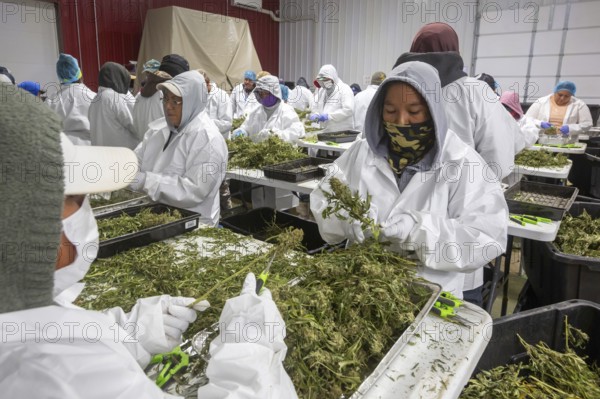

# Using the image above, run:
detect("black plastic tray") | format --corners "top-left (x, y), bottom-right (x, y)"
top-left (504, 180), bottom-right (578, 220)
top-left (220, 207), bottom-right (335, 255)
top-left (522, 202), bottom-right (600, 305)
top-left (262, 157), bottom-right (330, 182)
top-left (473, 300), bottom-right (600, 373)
top-left (97, 204), bottom-right (200, 258)
top-left (317, 130), bottom-right (360, 143)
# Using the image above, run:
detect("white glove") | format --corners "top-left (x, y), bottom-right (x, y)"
top-left (341, 206), bottom-right (378, 244)
top-left (126, 295), bottom-right (209, 354)
top-left (255, 128), bottom-right (272, 142)
top-left (381, 214), bottom-right (415, 243)
top-left (129, 171), bottom-right (146, 192)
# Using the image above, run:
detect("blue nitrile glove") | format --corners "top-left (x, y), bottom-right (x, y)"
top-left (540, 121), bottom-right (552, 129)
top-left (308, 113), bottom-right (320, 122)
top-left (318, 114), bottom-right (329, 122)
top-left (233, 129), bottom-right (247, 138)
top-left (559, 125), bottom-right (569, 135)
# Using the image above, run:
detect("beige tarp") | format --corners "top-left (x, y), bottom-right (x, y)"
top-left (136, 6), bottom-right (262, 92)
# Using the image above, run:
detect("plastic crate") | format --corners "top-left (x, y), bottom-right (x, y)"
top-left (522, 202), bottom-right (600, 305)
top-left (317, 130), bottom-right (360, 143)
top-left (97, 204), bottom-right (201, 258)
top-left (504, 180), bottom-right (578, 220)
top-left (587, 147), bottom-right (600, 198)
top-left (262, 157), bottom-right (329, 182)
top-left (473, 300), bottom-right (600, 373)
top-left (220, 207), bottom-right (335, 255)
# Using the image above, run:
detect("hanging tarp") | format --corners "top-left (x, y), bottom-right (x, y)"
top-left (136, 6), bottom-right (262, 92)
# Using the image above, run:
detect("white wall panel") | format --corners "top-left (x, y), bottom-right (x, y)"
top-left (279, 0), bottom-right (477, 88)
top-left (530, 56), bottom-right (560, 76)
top-left (532, 31), bottom-right (563, 54)
top-left (561, 54), bottom-right (600, 75)
top-left (564, 28), bottom-right (600, 53)
top-left (475, 57), bottom-right (529, 76)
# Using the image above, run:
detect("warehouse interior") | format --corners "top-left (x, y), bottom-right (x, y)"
top-left (1, 0), bottom-right (600, 398)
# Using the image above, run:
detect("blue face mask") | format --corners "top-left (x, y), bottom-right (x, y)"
top-left (259, 93), bottom-right (279, 107)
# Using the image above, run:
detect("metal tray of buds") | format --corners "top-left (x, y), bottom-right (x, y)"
top-left (504, 181), bottom-right (578, 220)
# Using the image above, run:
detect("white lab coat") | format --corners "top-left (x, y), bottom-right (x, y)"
top-left (525, 94), bottom-right (593, 134)
top-left (0, 306), bottom-right (172, 399)
top-left (288, 85), bottom-right (314, 111)
top-left (311, 65), bottom-right (355, 132)
top-left (132, 91), bottom-right (164, 141)
top-left (133, 113), bottom-right (227, 226)
top-left (231, 83), bottom-right (258, 118)
top-left (89, 87), bottom-right (139, 150)
top-left (206, 83), bottom-right (233, 139)
top-left (239, 102), bottom-right (305, 143)
top-left (514, 115), bottom-right (540, 153)
top-left (353, 85), bottom-right (378, 132)
top-left (47, 83), bottom-right (96, 145)
top-left (442, 77), bottom-right (518, 181)
top-left (311, 133), bottom-right (508, 297)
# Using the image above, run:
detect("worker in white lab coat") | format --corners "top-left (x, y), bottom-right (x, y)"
top-left (500, 91), bottom-right (539, 153)
top-left (231, 70), bottom-right (257, 118)
top-left (288, 77), bottom-right (314, 111)
top-left (234, 75), bottom-right (305, 143)
top-left (525, 81), bottom-right (593, 136)
top-left (88, 62), bottom-right (138, 150)
top-left (0, 84), bottom-right (298, 399)
top-left (198, 70), bottom-right (233, 140)
top-left (310, 62), bottom-right (508, 298)
top-left (353, 71), bottom-right (386, 132)
top-left (130, 71), bottom-right (227, 227)
top-left (132, 55), bottom-right (190, 141)
top-left (47, 53), bottom-right (96, 145)
top-left (394, 22), bottom-right (520, 304)
top-left (309, 64), bottom-right (355, 132)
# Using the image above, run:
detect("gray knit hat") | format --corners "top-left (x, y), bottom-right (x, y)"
top-left (0, 83), bottom-right (64, 313)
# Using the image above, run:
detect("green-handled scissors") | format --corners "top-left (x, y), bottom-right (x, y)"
top-left (256, 254), bottom-right (276, 294)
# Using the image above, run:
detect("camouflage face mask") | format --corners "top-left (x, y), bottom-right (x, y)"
top-left (383, 120), bottom-right (435, 175)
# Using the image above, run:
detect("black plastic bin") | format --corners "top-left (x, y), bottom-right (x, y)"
top-left (262, 157), bottom-right (329, 182)
top-left (473, 300), bottom-right (600, 373)
top-left (97, 204), bottom-right (201, 258)
top-left (522, 202), bottom-right (600, 305)
top-left (220, 208), bottom-right (334, 255)
top-left (587, 147), bottom-right (600, 199)
top-left (317, 130), bottom-right (360, 143)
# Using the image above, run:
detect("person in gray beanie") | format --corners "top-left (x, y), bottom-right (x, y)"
top-left (0, 84), bottom-right (297, 398)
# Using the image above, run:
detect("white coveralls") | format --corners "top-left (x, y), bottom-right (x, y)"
top-left (131, 71), bottom-right (227, 227)
top-left (231, 82), bottom-right (258, 119)
top-left (133, 90), bottom-right (164, 141)
top-left (89, 87), bottom-right (139, 150)
top-left (47, 82), bottom-right (96, 145)
top-left (525, 93), bottom-right (593, 135)
top-left (310, 62), bottom-right (508, 298)
top-left (311, 64), bottom-right (355, 132)
top-left (353, 84), bottom-right (378, 132)
top-left (205, 82), bottom-right (233, 140)
top-left (288, 85), bottom-right (314, 111)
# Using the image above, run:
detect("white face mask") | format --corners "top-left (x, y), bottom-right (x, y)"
top-left (53, 196), bottom-right (99, 303)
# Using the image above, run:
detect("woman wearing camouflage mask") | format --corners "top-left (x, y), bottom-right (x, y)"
top-left (311, 61), bottom-right (508, 299)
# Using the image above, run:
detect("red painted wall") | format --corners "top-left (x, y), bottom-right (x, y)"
top-left (56, 0), bottom-right (279, 90)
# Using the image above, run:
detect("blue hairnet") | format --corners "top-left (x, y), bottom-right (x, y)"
top-left (280, 84), bottom-right (289, 101)
top-left (18, 81), bottom-right (42, 96)
top-left (244, 70), bottom-right (256, 81)
top-left (56, 53), bottom-right (82, 84)
top-left (554, 81), bottom-right (576, 95)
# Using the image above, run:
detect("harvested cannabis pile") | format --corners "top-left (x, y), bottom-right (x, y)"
top-left (515, 150), bottom-right (570, 168)
top-left (226, 136), bottom-right (307, 169)
top-left (231, 116), bottom-right (245, 131)
top-left (295, 109), bottom-right (310, 121)
top-left (544, 126), bottom-right (559, 136)
top-left (555, 209), bottom-right (600, 257)
top-left (78, 226), bottom-right (426, 398)
top-left (461, 318), bottom-right (600, 399)
top-left (322, 177), bottom-right (381, 240)
top-left (97, 208), bottom-right (182, 241)
top-left (90, 189), bottom-right (146, 208)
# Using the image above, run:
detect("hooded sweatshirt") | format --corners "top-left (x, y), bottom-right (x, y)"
top-left (239, 75), bottom-right (305, 143)
top-left (89, 62), bottom-right (138, 149)
top-left (133, 71), bottom-right (227, 226)
top-left (311, 64), bottom-right (355, 132)
top-left (310, 62), bottom-right (508, 297)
